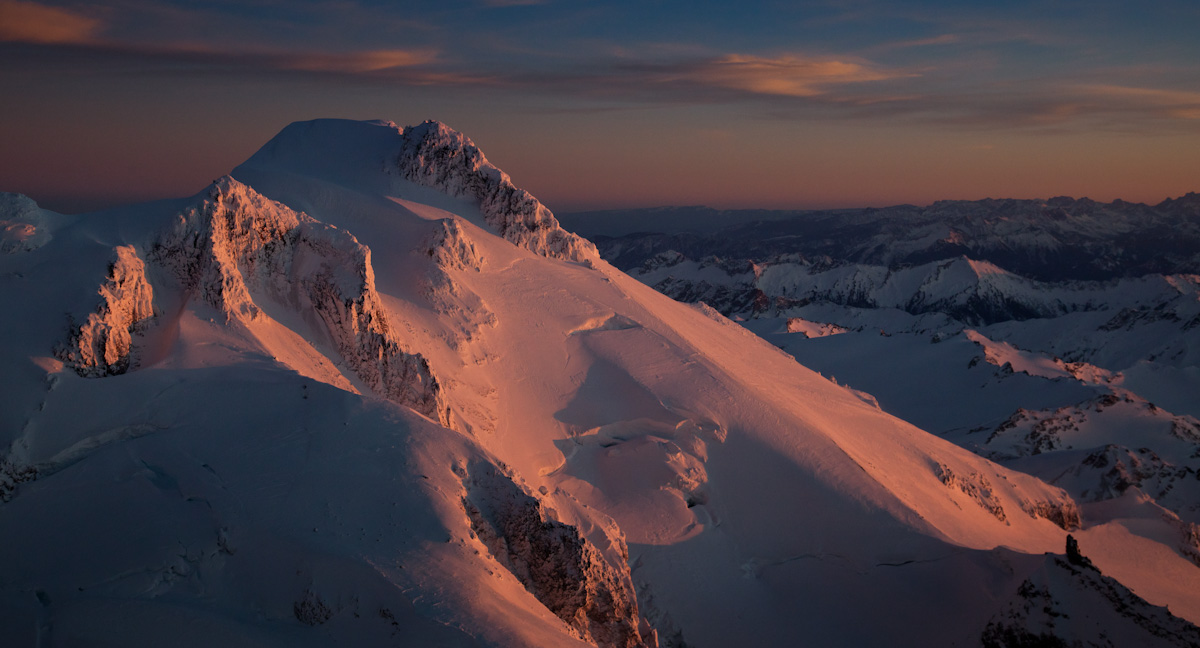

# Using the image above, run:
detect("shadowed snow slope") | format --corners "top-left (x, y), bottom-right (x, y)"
top-left (1, 119), bottom-right (1196, 647)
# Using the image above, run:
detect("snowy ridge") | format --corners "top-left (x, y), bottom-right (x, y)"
top-left (58, 245), bottom-right (155, 376)
top-left (393, 120), bottom-right (596, 263)
top-left (152, 177), bottom-right (451, 426)
top-left (983, 540), bottom-right (1200, 647)
top-left (982, 393), bottom-right (1200, 523)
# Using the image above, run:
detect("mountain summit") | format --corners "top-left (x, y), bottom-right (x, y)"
top-left (1, 120), bottom-right (1197, 647)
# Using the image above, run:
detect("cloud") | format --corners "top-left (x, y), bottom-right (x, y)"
top-left (869, 34), bottom-right (961, 53)
top-left (272, 49), bottom-right (439, 74)
top-left (8, 36), bottom-right (456, 81)
top-left (0, 0), bottom-right (101, 44)
top-left (680, 54), bottom-right (910, 98)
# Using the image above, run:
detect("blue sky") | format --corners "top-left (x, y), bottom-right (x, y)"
top-left (2, 0), bottom-right (1198, 212)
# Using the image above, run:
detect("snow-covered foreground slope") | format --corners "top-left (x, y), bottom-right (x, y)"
top-left (569, 199), bottom-right (1200, 639)
top-left (2, 119), bottom-right (1198, 646)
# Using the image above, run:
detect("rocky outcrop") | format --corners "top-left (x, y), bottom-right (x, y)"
top-left (58, 245), bottom-right (155, 376)
top-left (1, 193), bottom-right (52, 253)
top-left (462, 463), bottom-right (649, 648)
top-left (934, 463), bottom-right (1010, 522)
top-left (934, 462), bottom-right (1080, 530)
top-left (0, 455), bottom-right (37, 502)
top-left (423, 218), bottom-right (484, 272)
top-left (152, 178), bottom-right (451, 426)
top-left (1019, 499), bottom-right (1081, 532)
top-left (394, 121), bottom-right (596, 263)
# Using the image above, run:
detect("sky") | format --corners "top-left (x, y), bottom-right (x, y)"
top-left (1, 0), bottom-right (1199, 214)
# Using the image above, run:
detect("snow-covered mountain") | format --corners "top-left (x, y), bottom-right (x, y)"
top-left (2, 119), bottom-right (1198, 647)
top-left (561, 196), bottom-right (1200, 637)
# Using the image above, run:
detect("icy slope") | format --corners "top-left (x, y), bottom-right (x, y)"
top-left (1, 119), bottom-right (1197, 646)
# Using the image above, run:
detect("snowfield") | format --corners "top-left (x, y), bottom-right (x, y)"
top-left (2, 119), bottom-right (1198, 647)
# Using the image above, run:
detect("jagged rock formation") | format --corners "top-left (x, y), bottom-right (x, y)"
top-left (394, 120), bottom-right (596, 263)
top-left (462, 462), bottom-right (649, 648)
top-left (58, 245), bottom-right (155, 376)
top-left (424, 218), bottom-right (485, 272)
top-left (151, 177), bottom-right (451, 426)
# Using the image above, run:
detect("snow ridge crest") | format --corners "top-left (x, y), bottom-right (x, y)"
top-left (394, 120), bottom-right (596, 263)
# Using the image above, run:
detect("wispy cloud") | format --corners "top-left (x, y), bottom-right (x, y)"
top-left (27, 39), bottom-right (453, 79)
top-left (676, 54), bottom-right (911, 98)
top-left (869, 34), bottom-right (960, 53)
top-left (270, 49), bottom-right (438, 74)
top-left (7, 0), bottom-right (1199, 135)
top-left (0, 0), bottom-right (101, 44)
top-left (0, 1), bottom-right (456, 80)
top-left (0, 1), bottom-right (452, 78)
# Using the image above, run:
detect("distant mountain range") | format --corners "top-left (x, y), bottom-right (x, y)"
top-left (561, 195), bottom-right (1200, 282)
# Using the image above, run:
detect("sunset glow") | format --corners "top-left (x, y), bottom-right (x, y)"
top-left (1, 0), bottom-right (1198, 213)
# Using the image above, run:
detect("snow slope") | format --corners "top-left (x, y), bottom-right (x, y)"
top-left (1, 119), bottom-right (1197, 647)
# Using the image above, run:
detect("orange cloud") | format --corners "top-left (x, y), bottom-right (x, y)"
top-left (276, 49), bottom-right (439, 74)
top-left (0, 0), bottom-right (100, 44)
top-left (685, 54), bottom-right (910, 98)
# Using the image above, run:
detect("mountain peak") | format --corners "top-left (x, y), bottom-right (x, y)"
top-left (237, 118), bottom-right (596, 262)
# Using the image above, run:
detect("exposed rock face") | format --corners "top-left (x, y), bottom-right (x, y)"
top-left (423, 218), bottom-right (484, 272)
top-left (394, 121), bottom-right (596, 263)
top-left (1019, 500), bottom-right (1082, 532)
top-left (936, 462), bottom-right (1009, 522)
top-left (59, 245), bottom-right (155, 376)
top-left (151, 178), bottom-right (451, 426)
top-left (462, 463), bottom-right (649, 648)
top-left (934, 462), bottom-right (1081, 530)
